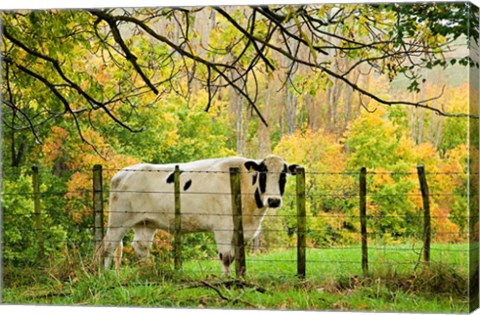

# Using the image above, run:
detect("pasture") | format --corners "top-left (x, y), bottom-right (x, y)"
top-left (2, 243), bottom-right (469, 312)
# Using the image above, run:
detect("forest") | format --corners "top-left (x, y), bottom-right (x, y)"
top-left (1, 3), bottom-right (478, 312)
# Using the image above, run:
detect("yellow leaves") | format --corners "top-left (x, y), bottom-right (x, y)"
top-left (93, 65), bottom-right (111, 86)
top-left (275, 129), bottom-right (346, 175)
top-left (372, 168), bottom-right (394, 186)
top-left (164, 129), bottom-right (180, 148)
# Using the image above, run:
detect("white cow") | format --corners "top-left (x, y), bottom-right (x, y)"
top-left (101, 155), bottom-right (298, 273)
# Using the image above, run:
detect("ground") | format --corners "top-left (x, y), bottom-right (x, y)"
top-left (2, 244), bottom-right (470, 312)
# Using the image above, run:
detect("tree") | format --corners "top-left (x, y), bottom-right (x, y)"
top-left (2, 3), bottom-right (478, 151)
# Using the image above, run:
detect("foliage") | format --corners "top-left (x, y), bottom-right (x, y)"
top-left (345, 106), bottom-right (469, 243)
top-left (2, 172), bottom-right (68, 265)
top-left (274, 129), bottom-right (357, 246)
top-left (2, 3), bottom-right (477, 147)
top-left (103, 92), bottom-right (234, 164)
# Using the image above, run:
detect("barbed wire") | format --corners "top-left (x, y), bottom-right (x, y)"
top-left (1, 223), bottom-right (472, 237)
top-left (0, 188), bottom-right (470, 198)
top-left (2, 209), bottom-right (476, 221)
top-left (3, 165), bottom-right (475, 176)
top-left (139, 257), bottom-right (468, 267)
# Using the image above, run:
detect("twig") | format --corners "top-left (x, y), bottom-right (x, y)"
top-left (188, 279), bottom-right (265, 308)
top-left (200, 280), bottom-right (231, 302)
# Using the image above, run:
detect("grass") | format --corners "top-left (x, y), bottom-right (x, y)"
top-left (1, 243), bottom-right (471, 312)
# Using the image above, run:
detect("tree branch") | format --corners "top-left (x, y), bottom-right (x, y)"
top-left (3, 25), bottom-right (146, 132)
top-left (95, 10), bottom-right (269, 126)
top-left (89, 9), bottom-right (159, 95)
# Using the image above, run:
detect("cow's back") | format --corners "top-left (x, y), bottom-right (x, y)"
top-left (108, 157), bottom-right (252, 233)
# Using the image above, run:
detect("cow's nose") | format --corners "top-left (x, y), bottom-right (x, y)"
top-left (267, 198), bottom-right (281, 208)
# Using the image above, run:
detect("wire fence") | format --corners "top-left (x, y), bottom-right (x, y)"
top-left (1, 163), bottom-right (476, 281)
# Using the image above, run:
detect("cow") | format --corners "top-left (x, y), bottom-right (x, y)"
top-left (100, 155), bottom-right (298, 274)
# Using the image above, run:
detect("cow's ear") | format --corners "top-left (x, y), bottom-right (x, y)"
top-left (244, 160), bottom-right (261, 172)
top-left (288, 164), bottom-right (300, 175)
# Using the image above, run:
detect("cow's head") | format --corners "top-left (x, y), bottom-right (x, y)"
top-left (244, 155), bottom-right (298, 209)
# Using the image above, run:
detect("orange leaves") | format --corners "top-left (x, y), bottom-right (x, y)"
top-left (40, 125), bottom-right (141, 223)
top-left (431, 205), bottom-right (461, 243)
top-left (152, 230), bottom-right (173, 254)
top-left (41, 126), bottom-right (69, 166)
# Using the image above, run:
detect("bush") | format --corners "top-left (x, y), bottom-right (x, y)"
top-left (2, 171), bottom-right (68, 266)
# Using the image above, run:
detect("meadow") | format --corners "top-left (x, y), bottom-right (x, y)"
top-left (2, 243), bottom-right (470, 312)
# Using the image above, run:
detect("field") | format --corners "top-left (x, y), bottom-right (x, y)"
top-left (2, 243), bottom-right (469, 313)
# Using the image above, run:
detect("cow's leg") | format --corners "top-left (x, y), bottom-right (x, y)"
top-left (114, 241), bottom-right (123, 270)
top-left (132, 221), bottom-right (156, 260)
top-left (214, 231), bottom-right (235, 275)
top-left (103, 226), bottom-right (129, 270)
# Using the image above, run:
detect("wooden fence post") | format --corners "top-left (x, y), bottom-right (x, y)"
top-left (296, 166), bottom-right (306, 279)
top-left (32, 166), bottom-right (44, 262)
top-left (417, 165), bottom-right (431, 265)
top-left (359, 167), bottom-right (368, 277)
top-left (230, 167), bottom-right (246, 279)
top-left (93, 164), bottom-right (104, 255)
top-left (173, 165), bottom-right (182, 270)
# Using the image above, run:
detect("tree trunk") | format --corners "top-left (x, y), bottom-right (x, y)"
top-left (326, 86), bottom-right (332, 132)
top-left (328, 79), bottom-right (343, 135)
top-left (258, 87), bottom-right (272, 157)
top-left (10, 112), bottom-right (27, 168)
top-left (434, 116), bottom-right (443, 149)
top-left (285, 86), bottom-right (297, 134)
top-left (235, 93), bottom-right (243, 155)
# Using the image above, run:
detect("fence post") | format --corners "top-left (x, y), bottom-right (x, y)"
top-left (296, 166), bottom-right (306, 279)
top-left (93, 164), bottom-right (104, 255)
top-left (417, 165), bottom-right (431, 265)
top-left (359, 167), bottom-right (368, 277)
top-left (32, 166), bottom-right (44, 262)
top-left (173, 165), bottom-right (182, 270)
top-left (230, 167), bottom-right (246, 279)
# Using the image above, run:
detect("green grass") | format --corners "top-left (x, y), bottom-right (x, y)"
top-left (2, 243), bottom-right (471, 312)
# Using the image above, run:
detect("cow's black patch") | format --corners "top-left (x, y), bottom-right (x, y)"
top-left (258, 162), bottom-right (268, 193)
top-left (252, 173), bottom-right (258, 185)
top-left (184, 179), bottom-right (192, 191)
top-left (259, 172), bottom-right (267, 193)
top-left (279, 165), bottom-right (287, 195)
top-left (255, 188), bottom-right (264, 208)
top-left (245, 160), bottom-right (267, 192)
top-left (245, 160), bottom-right (262, 172)
top-left (288, 164), bottom-right (299, 175)
top-left (166, 170), bottom-right (183, 184)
